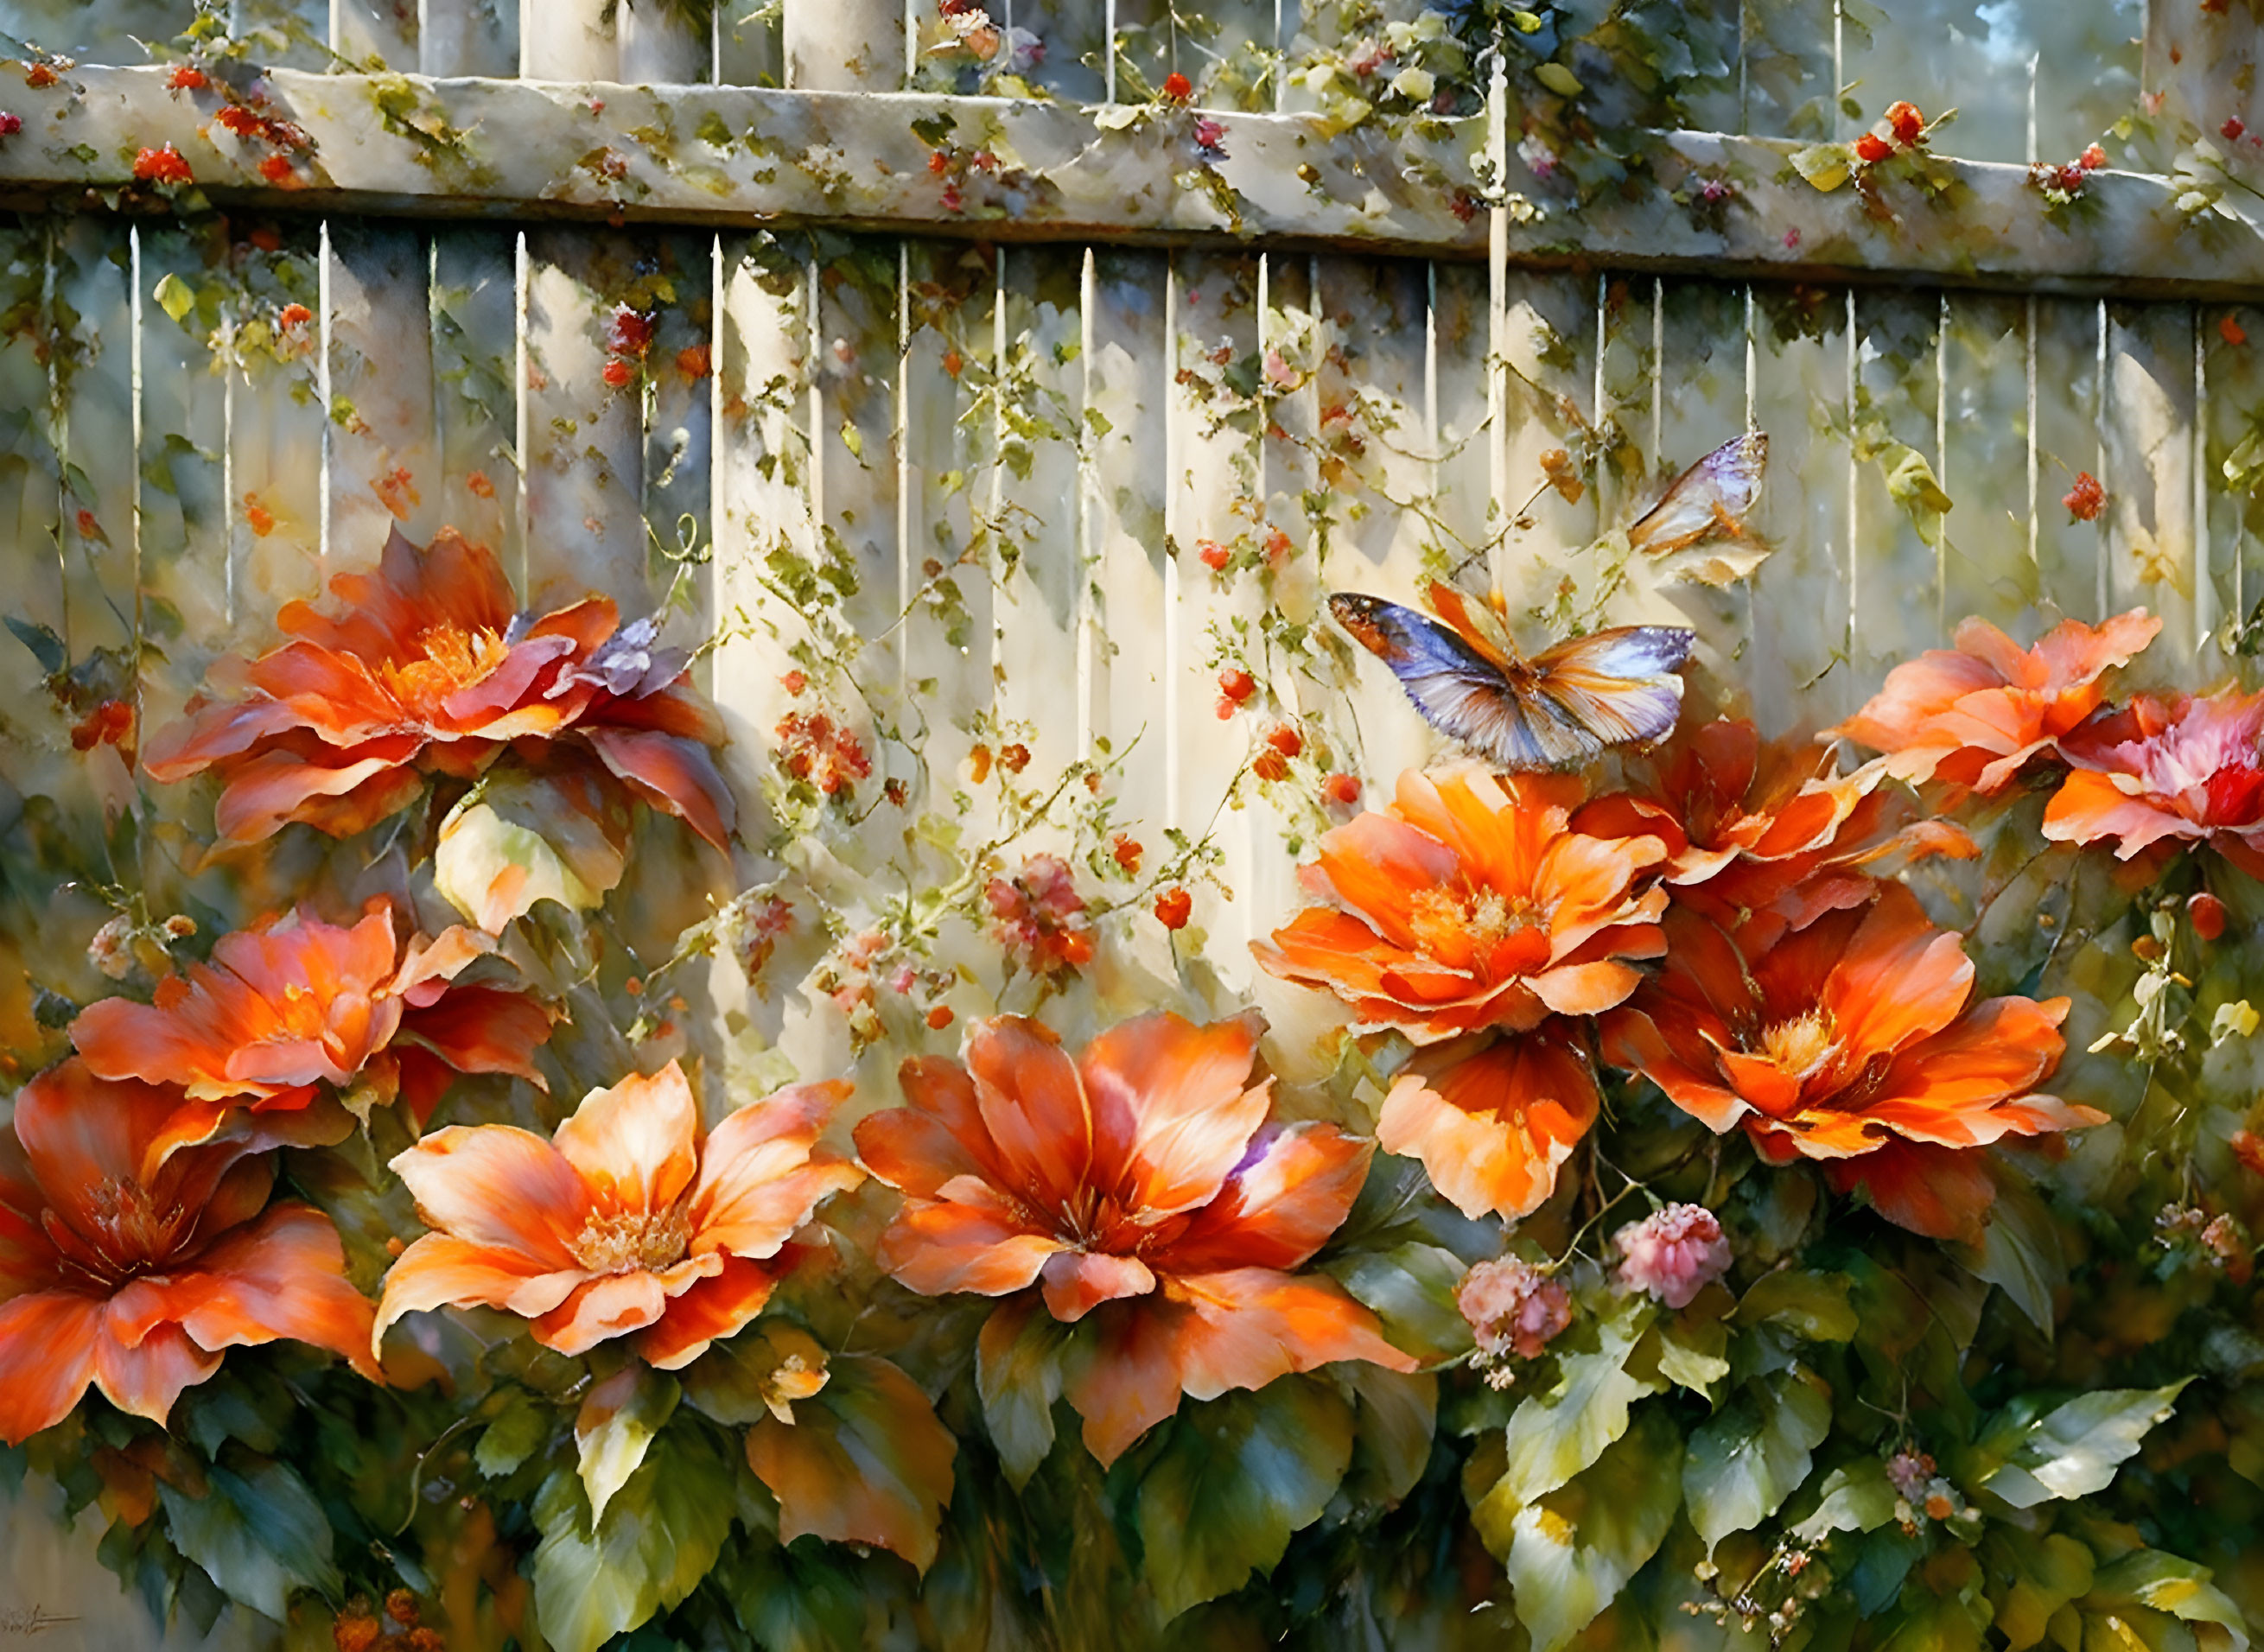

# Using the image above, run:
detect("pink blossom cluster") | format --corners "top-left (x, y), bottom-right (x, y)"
top-left (1455, 1257), bottom-right (1571, 1382)
top-left (1612, 1203), bottom-right (1733, 1309)
top-left (985, 854), bottom-right (1094, 974)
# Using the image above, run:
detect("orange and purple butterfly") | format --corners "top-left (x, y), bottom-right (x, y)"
top-left (1625, 432), bottom-right (1770, 580)
top-left (1330, 581), bottom-right (1695, 770)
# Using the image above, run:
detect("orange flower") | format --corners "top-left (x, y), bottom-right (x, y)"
top-left (1828, 610), bottom-right (2159, 791)
top-left (0, 1061), bottom-right (377, 1445)
top-left (1600, 886), bottom-right (2100, 1242)
top-left (1377, 1026), bottom-right (1601, 1221)
top-left (143, 524), bottom-right (734, 849)
top-left (71, 902), bottom-right (553, 1163)
top-left (2044, 689), bottom-right (2264, 875)
top-left (855, 1013), bottom-right (1416, 1465)
top-left (1253, 770), bottom-right (1668, 1044)
top-left (1576, 717), bottom-right (1974, 950)
top-left (373, 1062), bottom-right (861, 1369)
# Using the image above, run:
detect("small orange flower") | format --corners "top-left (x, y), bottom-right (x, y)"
top-left (1577, 717), bottom-right (1975, 950)
top-left (374, 1062), bottom-right (861, 1369)
top-left (143, 524), bottom-right (734, 849)
top-left (855, 1013), bottom-right (1415, 1465)
top-left (1255, 769), bottom-right (1667, 1043)
top-left (70, 901), bottom-right (554, 1161)
top-left (0, 1061), bottom-right (377, 1445)
top-left (1601, 886), bottom-right (2100, 1242)
top-left (2044, 689), bottom-right (2264, 874)
top-left (1829, 609), bottom-right (2159, 791)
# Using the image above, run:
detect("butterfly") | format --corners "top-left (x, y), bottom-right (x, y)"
top-left (1330, 581), bottom-right (1695, 770)
top-left (1624, 431), bottom-right (1770, 584)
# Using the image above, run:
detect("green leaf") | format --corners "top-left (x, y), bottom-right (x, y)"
top-left (1880, 442), bottom-right (1955, 546)
top-left (160, 1458), bottom-right (340, 1622)
top-left (1323, 1241), bottom-right (1475, 1363)
top-left (1977, 1382), bottom-right (2188, 1509)
top-left (1682, 1369), bottom-right (1833, 1552)
top-left (745, 1354), bottom-right (957, 1572)
top-left (1339, 1366), bottom-right (1438, 1508)
top-left (152, 270), bottom-right (195, 324)
top-left (576, 1365), bottom-right (681, 1526)
top-left (1654, 1310), bottom-right (1730, 1395)
top-left (1498, 1299), bottom-right (1661, 1509)
top-left (1790, 142), bottom-right (1853, 191)
top-left (839, 419), bottom-right (863, 461)
top-left (1879, 1588), bottom-right (1990, 1652)
top-left (1736, 1270), bottom-right (1858, 1343)
top-left (475, 1388), bottom-right (552, 1479)
top-left (682, 1324), bottom-right (832, 1427)
top-left (1957, 1173), bottom-right (2064, 1337)
top-left (1985, 1528), bottom-right (2094, 1651)
top-left (1133, 1376), bottom-right (1355, 1623)
top-left (2085, 1550), bottom-right (2250, 1649)
top-left (1502, 1405), bottom-right (1684, 1652)
top-left (1533, 61), bottom-right (1584, 97)
top-left (5, 615), bottom-right (65, 677)
top-left (1791, 1460), bottom-right (1898, 1543)
top-left (435, 767), bottom-right (631, 932)
top-left (976, 1298), bottom-right (1070, 1489)
top-left (532, 1430), bottom-right (735, 1652)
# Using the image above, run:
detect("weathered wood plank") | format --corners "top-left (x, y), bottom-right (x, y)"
top-left (15, 67), bottom-right (2264, 298)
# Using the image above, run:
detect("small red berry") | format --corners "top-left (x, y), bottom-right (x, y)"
top-left (1215, 695), bottom-right (1237, 721)
top-left (1111, 834), bottom-right (1142, 874)
top-left (258, 152), bottom-right (292, 182)
top-left (1853, 131), bottom-right (1892, 164)
top-left (2226, 117), bottom-right (2248, 142)
top-left (999, 742), bottom-right (1031, 774)
top-left (602, 358), bottom-right (634, 388)
top-left (2064, 470), bottom-right (2106, 522)
top-left (1251, 751), bottom-right (1288, 783)
top-left (1154, 887), bottom-right (1192, 930)
top-left (2190, 892), bottom-right (2229, 941)
top-left (780, 669), bottom-right (807, 696)
top-left (1217, 667), bottom-right (1256, 703)
top-left (24, 63), bottom-right (58, 89)
top-left (277, 302), bottom-right (312, 328)
top-left (133, 143), bottom-right (193, 184)
top-left (1266, 723), bottom-right (1302, 759)
top-left (168, 65), bottom-right (207, 91)
top-left (926, 1003), bottom-right (955, 1030)
top-left (0, 112), bottom-right (18, 137)
top-left (941, 347), bottom-right (963, 378)
top-left (1162, 72), bottom-right (1192, 102)
top-left (1197, 539), bottom-right (1230, 572)
top-left (2223, 315), bottom-right (2248, 347)
top-left (1885, 100), bottom-right (1924, 146)
top-left (928, 149), bottom-right (950, 175)
top-left (1322, 772), bottom-right (1361, 807)
top-left (2080, 143), bottom-right (2107, 169)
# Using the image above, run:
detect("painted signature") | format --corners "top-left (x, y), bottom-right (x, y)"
top-left (0, 1606), bottom-right (76, 1637)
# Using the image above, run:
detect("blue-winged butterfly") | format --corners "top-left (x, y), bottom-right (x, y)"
top-left (1329, 581), bottom-right (1695, 770)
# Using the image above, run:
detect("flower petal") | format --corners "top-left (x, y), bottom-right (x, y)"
top-left (1377, 1031), bottom-right (1599, 1221)
top-left (581, 728), bottom-right (736, 849)
top-left (552, 1062), bottom-right (701, 1218)
top-left (531, 1271), bottom-right (670, 1357)
top-left (92, 1313), bottom-right (224, 1427)
top-left (1162, 1268), bottom-right (1418, 1402)
top-left (966, 1016), bottom-right (1091, 1210)
top-left (857, 1057), bottom-right (992, 1198)
top-left (639, 1254), bottom-right (782, 1369)
top-left (113, 1204), bottom-right (379, 1378)
top-left (0, 1291), bottom-right (101, 1445)
top-left (1822, 1139), bottom-right (1997, 1244)
top-left (389, 1124), bottom-right (585, 1265)
top-left (397, 986), bottom-right (556, 1084)
top-left (689, 1079), bottom-right (861, 1257)
top-left (371, 1233), bottom-right (587, 1355)
top-left (876, 1187), bottom-right (1064, 1299)
top-left (1078, 1010), bottom-right (1269, 1217)
top-left (1154, 1123), bottom-right (1371, 1274)
top-left (1039, 1251), bottom-right (1156, 1323)
top-left (1062, 1296), bottom-right (1191, 1467)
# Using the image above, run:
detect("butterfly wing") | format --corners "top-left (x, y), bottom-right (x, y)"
top-left (1422, 580), bottom-right (1520, 670)
top-left (1330, 593), bottom-right (1585, 768)
top-left (1524, 626), bottom-right (1696, 748)
top-left (1330, 594), bottom-right (1684, 769)
top-left (1626, 432), bottom-right (1768, 556)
